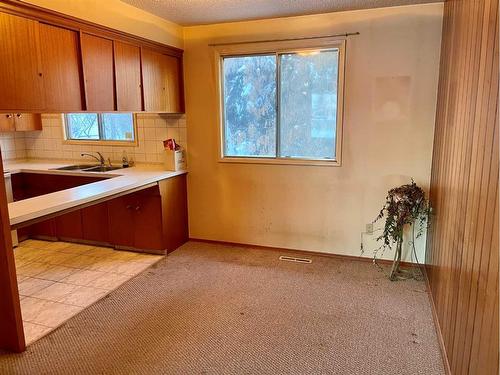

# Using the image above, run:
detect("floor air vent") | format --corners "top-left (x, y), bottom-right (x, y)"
top-left (279, 255), bottom-right (312, 264)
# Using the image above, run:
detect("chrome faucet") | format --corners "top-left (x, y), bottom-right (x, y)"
top-left (81, 152), bottom-right (105, 166)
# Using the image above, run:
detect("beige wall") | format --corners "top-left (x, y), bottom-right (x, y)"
top-left (183, 4), bottom-right (443, 261)
top-left (20, 0), bottom-right (183, 48)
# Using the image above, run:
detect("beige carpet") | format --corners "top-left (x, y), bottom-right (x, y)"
top-left (0, 241), bottom-right (444, 374)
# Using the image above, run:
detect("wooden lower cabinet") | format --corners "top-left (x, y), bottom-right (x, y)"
top-left (15, 173), bottom-right (188, 254)
top-left (107, 195), bottom-right (135, 248)
top-left (55, 211), bottom-right (82, 241)
top-left (106, 177), bottom-right (188, 253)
top-left (29, 219), bottom-right (56, 240)
top-left (12, 172), bottom-right (108, 240)
top-left (108, 186), bottom-right (164, 252)
top-left (159, 174), bottom-right (188, 251)
top-left (82, 203), bottom-right (109, 244)
top-left (131, 189), bottom-right (164, 251)
top-left (12, 172), bottom-right (108, 199)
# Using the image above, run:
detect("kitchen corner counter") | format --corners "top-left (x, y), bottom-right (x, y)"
top-left (4, 160), bottom-right (187, 226)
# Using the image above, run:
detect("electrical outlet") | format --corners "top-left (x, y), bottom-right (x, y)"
top-left (366, 223), bottom-right (374, 234)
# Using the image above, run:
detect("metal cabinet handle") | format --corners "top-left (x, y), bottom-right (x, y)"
top-left (15, 114), bottom-right (22, 118)
top-left (6, 114), bottom-right (12, 119)
top-left (125, 203), bottom-right (141, 211)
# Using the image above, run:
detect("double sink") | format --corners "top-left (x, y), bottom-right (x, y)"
top-left (52, 164), bottom-right (123, 172)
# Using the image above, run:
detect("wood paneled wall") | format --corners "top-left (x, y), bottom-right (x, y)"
top-left (0, 151), bottom-right (25, 352)
top-left (426, 0), bottom-right (498, 374)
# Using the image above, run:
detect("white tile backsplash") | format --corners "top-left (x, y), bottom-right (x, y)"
top-left (0, 113), bottom-right (187, 165)
top-left (0, 132), bottom-right (26, 160)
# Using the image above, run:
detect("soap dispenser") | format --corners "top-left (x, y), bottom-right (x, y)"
top-left (122, 150), bottom-right (129, 168)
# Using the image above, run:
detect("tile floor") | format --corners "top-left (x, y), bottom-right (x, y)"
top-left (14, 239), bottom-right (163, 345)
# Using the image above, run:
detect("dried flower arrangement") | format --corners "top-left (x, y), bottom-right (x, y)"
top-left (372, 179), bottom-right (431, 280)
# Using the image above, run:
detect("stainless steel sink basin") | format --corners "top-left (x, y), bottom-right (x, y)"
top-left (53, 164), bottom-right (99, 171)
top-left (51, 164), bottom-right (122, 172)
top-left (82, 166), bottom-right (123, 172)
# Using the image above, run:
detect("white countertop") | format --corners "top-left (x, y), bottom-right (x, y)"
top-left (4, 160), bottom-right (187, 226)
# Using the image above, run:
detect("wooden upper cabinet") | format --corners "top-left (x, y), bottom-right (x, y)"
top-left (39, 23), bottom-right (84, 111)
top-left (142, 49), bottom-right (183, 113)
top-left (0, 12), bottom-right (44, 111)
top-left (162, 55), bottom-right (184, 113)
top-left (114, 41), bottom-right (143, 111)
top-left (12, 113), bottom-right (42, 131)
top-left (162, 54), bottom-right (183, 113)
top-left (80, 33), bottom-right (115, 111)
top-left (0, 7), bottom-right (184, 113)
top-left (141, 49), bottom-right (164, 111)
top-left (0, 113), bottom-right (41, 131)
top-left (0, 114), bottom-right (15, 132)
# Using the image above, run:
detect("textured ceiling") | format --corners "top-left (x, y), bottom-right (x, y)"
top-left (120, 0), bottom-right (442, 26)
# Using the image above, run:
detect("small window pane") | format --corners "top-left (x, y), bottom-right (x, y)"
top-left (279, 49), bottom-right (339, 159)
top-left (223, 55), bottom-right (277, 157)
top-left (101, 113), bottom-right (135, 141)
top-left (66, 113), bottom-right (99, 140)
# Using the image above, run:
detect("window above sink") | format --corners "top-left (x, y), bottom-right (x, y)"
top-left (64, 113), bottom-right (137, 146)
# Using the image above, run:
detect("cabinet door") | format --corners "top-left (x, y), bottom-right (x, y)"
top-left (141, 49), bottom-right (164, 112)
top-left (13, 114), bottom-right (42, 131)
top-left (134, 193), bottom-right (164, 250)
top-left (80, 33), bottom-right (115, 111)
top-left (82, 202), bottom-right (109, 243)
top-left (159, 175), bottom-right (188, 252)
top-left (30, 219), bottom-right (57, 239)
top-left (0, 12), bottom-right (44, 110)
top-left (39, 23), bottom-right (84, 111)
top-left (162, 54), bottom-right (183, 113)
top-left (114, 41), bottom-right (142, 111)
top-left (142, 49), bottom-right (183, 113)
top-left (0, 114), bottom-right (15, 132)
top-left (55, 210), bottom-right (83, 240)
top-left (108, 195), bottom-right (135, 247)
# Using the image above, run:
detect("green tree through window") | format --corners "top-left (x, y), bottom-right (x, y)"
top-left (65, 113), bottom-right (135, 142)
top-left (221, 48), bottom-right (340, 161)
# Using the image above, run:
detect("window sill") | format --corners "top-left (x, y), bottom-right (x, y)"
top-left (219, 157), bottom-right (341, 167)
top-left (63, 139), bottom-right (138, 147)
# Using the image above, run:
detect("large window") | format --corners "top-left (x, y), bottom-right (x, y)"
top-left (219, 40), bottom-right (344, 165)
top-left (64, 113), bottom-right (136, 143)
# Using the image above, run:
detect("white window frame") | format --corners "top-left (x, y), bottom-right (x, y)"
top-left (62, 113), bottom-right (138, 147)
top-left (213, 38), bottom-right (346, 167)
